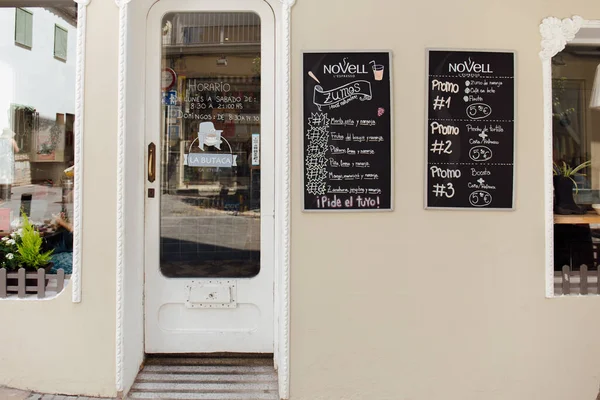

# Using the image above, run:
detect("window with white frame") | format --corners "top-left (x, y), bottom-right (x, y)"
top-left (552, 43), bottom-right (600, 295)
top-left (54, 24), bottom-right (67, 60)
top-left (14, 8), bottom-right (32, 49)
top-left (0, 4), bottom-right (78, 299)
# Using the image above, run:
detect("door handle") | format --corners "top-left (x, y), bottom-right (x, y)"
top-left (148, 142), bottom-right (156, 183)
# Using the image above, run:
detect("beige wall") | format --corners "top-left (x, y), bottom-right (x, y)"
top-left (291, 1), bottom-right (600, 400)
top-left (0, 0), bottom-right (118, 397)
top-left (3, 1), bottom-right (600, 399)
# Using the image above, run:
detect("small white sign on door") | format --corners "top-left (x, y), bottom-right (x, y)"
top-left (185, 153), bottom-right (237, 167)
top-left (251, 133), bottom-right (260, 166)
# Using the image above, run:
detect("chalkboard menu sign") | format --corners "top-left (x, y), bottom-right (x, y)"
top-left (303, 51), bottom-right (393, 211)
top-left (425, 49), bottom-right (515, 210)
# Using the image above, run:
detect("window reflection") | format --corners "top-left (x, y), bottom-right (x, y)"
top-left (0, 4), bottom-right (76, 276)
top-left (160, 12), bottom-right (261, 278)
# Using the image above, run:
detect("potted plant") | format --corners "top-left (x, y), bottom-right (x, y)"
top-left (0, 212), bottom-right (54, 293)
top-left (15, 212), bottom-right (54, 270)
top-left (553, 160), bottom-right (592, 215)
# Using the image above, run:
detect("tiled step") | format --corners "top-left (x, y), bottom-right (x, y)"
top-left (132, 382), bottom-right (277, 391)
top-left (128, 393), bottom-right (277, 400)
top-left (127, 356), bottom-right (278, 400)
top-left (144, 357), bottom-right (272, 366)
top-left (141, 365), bottom-right (275, 374)
top-left (137, 373), bottom-right (276, 382)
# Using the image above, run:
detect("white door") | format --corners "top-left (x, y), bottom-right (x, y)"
top-left (144, 0), bottom-right (275, 353)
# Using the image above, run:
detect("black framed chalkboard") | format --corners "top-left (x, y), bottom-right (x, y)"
top-left (302, 51), bottom-right (393, 211)
top-left (425, 49), bottom-right (515, 210)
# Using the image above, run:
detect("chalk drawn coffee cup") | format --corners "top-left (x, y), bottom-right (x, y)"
top-left (372, 64), bottom-right (384, 81)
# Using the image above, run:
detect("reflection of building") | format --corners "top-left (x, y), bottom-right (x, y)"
top-left (162, 12), bottom-right (261, 211)
top-left (0, 7), bottom-right (76, 188)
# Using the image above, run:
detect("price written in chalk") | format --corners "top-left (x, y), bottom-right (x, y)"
top-left (426, 50), bottom-right (515, 209)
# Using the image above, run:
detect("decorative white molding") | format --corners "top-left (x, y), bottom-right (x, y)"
top-left (276, 0), bottom-right (294, 398)
top-left (115, 0), bottom-right (127, 393)
top-left (539, 16), bottom-right (583, 61)
top-left (539, 16), bottom-right (595, 298)
top-left (71, 0), bottom-right (91, 303)
top-left (114, 0), bottom-right (294, 397)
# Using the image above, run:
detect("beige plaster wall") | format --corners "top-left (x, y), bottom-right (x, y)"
top-left (4, 1), bottom-right (600, 399)
top-left (290, 1), bottom-right (600, 400)
top-left (0, 0), bottom-right (118, 397)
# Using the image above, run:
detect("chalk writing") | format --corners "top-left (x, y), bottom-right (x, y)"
top-left (304, 51), bottom-right (392, 210)
top-left (426, 50), bottom-right (515, 209)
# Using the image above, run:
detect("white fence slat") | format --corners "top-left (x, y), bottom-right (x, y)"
top-left (17, 268), bottom-right (25, 298)
top-left (37, 268), bottom-right (45, 298)
top-left (0, 268), bottom-right (5, 298)
top-left (0, 267), bottom-right (68, 299)
top-left (562, 265), bottom-right (571, 295)
top-left (57, 269), bottom-right (65, 292)
top-left (581, 264), bottom-right (589, 295)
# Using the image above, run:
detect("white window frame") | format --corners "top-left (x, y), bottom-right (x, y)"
top-left (14, 7), bottom-right (32, 48)
top-left (54, 23), bottom-right (68, 60)
top-left (540, 16), bottom-right (600, 297)
top-left (0, 0), bottom-right (92, 303)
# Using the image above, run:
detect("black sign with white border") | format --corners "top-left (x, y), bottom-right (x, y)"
top-left (425, 49), bottom-right (516, 210)
top-left (302, 51), bottom-right (394, 211)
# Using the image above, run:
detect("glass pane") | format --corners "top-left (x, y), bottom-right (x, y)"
top-left (15, 9), bottom-right (29, 47)
top-left (55, 25), bottom-right (67, 60)
top-left (159, 12), bottom-right (261, 278)
top-left (0, 5), bottom-right (77, 279)
top-left (551, 46), bottom-right (600, 285)
top-left (24, 10), bottom-right (32, 48)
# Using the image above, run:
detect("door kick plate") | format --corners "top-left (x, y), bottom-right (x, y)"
top-left (185, 280), bottom-right (237, 309)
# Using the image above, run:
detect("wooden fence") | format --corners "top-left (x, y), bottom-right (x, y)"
top-left (554, 265), bottom-right (600, 295)
top-left (0, 268), bottom-right (67, 299)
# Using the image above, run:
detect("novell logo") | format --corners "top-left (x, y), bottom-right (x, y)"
top-left (448, 57), bottom-right (493, 74)
top-left (323, 57), bottom-right (368, 75)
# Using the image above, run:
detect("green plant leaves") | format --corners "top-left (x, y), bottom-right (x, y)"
top-left (14, 212), bottom-right (53, 270)
top-left (553, 160), bottom-right (592, 194)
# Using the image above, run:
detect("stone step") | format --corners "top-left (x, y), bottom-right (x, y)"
top-left (128, 356), bottom-right (278, 400)
top-left (136, 372), bottom-right (277, 382)
top-left (132, 381), bottom-right (278, 391)
top-left (128, 392), bottom-right (278, 400)
top-left (141, 365), bottom-right (275, 374)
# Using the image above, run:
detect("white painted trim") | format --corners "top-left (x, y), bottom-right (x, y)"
top-left (275, 0), bottom-right (294, 398)
top-left (539, 16), bottom-right (600, 298)
top-left (71, 0), bottom-right (90, 302)
top-left (115, 0), bottom-right (130, 394)
top-left (115, 0), bottom-right (294, 397)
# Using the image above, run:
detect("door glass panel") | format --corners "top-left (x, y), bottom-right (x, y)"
top-left (159, 12), bottom-right (261, 278)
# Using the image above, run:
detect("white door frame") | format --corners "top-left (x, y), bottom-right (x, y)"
top-left (144, 1), bottom-right (275, 354)
top-left (114, 0), bottom-right (296, 398)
